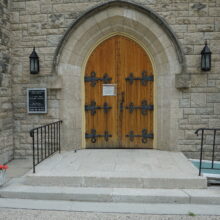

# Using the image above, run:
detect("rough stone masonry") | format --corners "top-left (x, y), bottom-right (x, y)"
top-left (0, 0), bottom-right (220, 163)
top-left (0, 0), bottom-right (13, 164)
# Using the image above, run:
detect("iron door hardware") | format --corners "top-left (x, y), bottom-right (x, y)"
top-left (84, 71), bottom-right (112, 87)
top-left (85, 129), bottom-right (112, 143)
top-left (125, 71), bottom-right (154, 85)
top-left (126, 129), bottom-right (153, 143)
top-left (120, 92), bottom-right (125, 112)
top-left (126, 100), bottom-right (153, 115)
top-left (85, 101), bottom-right (112, 115)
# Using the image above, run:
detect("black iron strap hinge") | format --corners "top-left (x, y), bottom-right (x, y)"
top-left (85, 71), bottom-right (112, 87)
top-left (126, 129), bottom-right (153, 143)
top-left (85, 101), bottom-right (112, 115)
top-left (126, 100), bottom-right (153, 115)
top-left (125, 71), bottom-right (154, 85)
top-left (85, 129), bottom-right (112, 143)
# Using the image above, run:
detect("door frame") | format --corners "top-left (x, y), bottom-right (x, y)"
top-left (81, 33), bottom-right (157, 149)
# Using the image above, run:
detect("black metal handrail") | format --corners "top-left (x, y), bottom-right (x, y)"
top-left (195, 128), bottom-right (220, 176)
top-left (30, 120), bottom-right (63, 173)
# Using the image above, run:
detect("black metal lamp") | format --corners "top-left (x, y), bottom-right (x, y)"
top-left (29, 47), bottom-right (39, 74)
top-left (201, 40), bottom-right (211, 71)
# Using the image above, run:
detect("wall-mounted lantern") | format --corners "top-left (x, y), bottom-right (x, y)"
top-left (201, 41), bottom-right (211, 71)
top-left (29, 47), bottom-right (39, 74)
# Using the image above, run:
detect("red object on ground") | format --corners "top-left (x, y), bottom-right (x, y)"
top-left (0, 165), bottom-right (8, 170)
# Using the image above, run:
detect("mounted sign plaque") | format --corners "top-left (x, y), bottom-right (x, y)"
top-left (27, 88), bottom-right (47, 114)
top-left (102, 84), bottom-right (117, 96)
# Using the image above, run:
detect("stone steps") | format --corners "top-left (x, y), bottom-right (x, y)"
top-left (23, 150), bottom-right (207, 189)
top-left (1, 184), bottom-right (220, 205)
top-left (0, 150), bottom-right (211, 211)
top-left (2, 198), bottom-right (220, 215)
top-left (23, 175), bottom-right (207, 189)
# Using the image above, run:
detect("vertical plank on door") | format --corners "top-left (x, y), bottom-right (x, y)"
top-left (85, 37), bottom-right (118, 148)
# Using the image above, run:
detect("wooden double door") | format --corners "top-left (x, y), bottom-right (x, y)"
top-left (85, 35), bottom-right (154, 148)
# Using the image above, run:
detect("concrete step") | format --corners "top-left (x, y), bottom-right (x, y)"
top-left (23, 150), bottom-right (207, 189)
top-left (1, 198), bottom-right (220, 215)
top-left (23, 175), bottom-right (207, 189)
top-left (1, 184), bottom-right (220, 205)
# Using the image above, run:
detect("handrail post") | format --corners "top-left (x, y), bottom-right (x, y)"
top-left (212, 129), bottom-right (216, 169)
top-left (41, 127), bottom-right (43, 161)
top-left (30, 130), bottom-right (36, 173)
top-left (59, 121), bottom-right (61, 153)
top-left (44, 127), bottom-right (46, 158)
top-left (50, 124), bottom-right (53, 153)
top-left (199, 129), bottom-right (204, 176)
top-left (56, 122), bottom-right (58, 151)
top-left (48, 125), bottom-right (50, 156)
top-left (53, 123), bottom-right (57, 152)
top-left (37, 129), bottom-right (39, 164)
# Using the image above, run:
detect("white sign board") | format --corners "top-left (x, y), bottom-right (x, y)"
top-left (103, 84), bottom-right (117, 96)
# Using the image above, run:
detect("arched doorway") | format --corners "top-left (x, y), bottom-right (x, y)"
top-left (84, 35), bottom-right (154, 148)
top-left (55, 1), bottom-right (184, 151)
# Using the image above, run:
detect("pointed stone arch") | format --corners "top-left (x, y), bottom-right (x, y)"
top-left (55, 0), bottom-right (185, 150)
top-left (54, 0), bottom-right (186, 74)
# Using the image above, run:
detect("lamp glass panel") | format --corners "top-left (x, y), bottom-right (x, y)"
top-left (30, 59), bottom-right (35, 72)
top-left (201, 55), bottom-right (206, 69)
top-left (205, 55), bottom-right (210, 69)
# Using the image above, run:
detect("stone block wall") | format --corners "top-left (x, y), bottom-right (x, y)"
top-left (0, 0), bottom-right (13, 164)
top-left (8, 0), bottom-right (220, 159)
top-left (173, 1), bottom-right (220, 159)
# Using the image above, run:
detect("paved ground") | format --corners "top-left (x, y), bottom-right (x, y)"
top-left (5, 157), bottom-right (32, 182)
top-left (4, 150), bottom-right (205, 186)
top-left (0, 209), bottom-right (220, 220)
top-left (27, 150), bottom-right (201, 178)
top-left (1, 151), bottom-right (219, 218)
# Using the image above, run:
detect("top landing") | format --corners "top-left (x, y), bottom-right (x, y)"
top-left (25, 150), bottom-right (207, 189)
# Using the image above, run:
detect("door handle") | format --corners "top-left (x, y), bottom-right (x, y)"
top-left (120, 92), bottom-right (125, 112)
